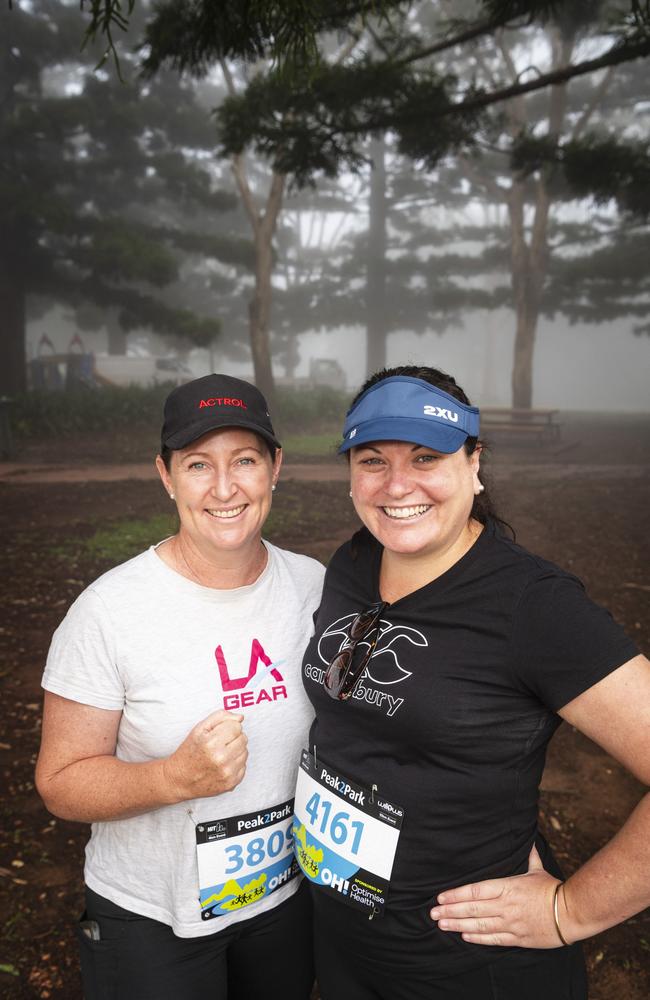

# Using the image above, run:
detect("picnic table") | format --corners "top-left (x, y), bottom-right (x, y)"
top-left (480, 408), bottom-right (561, 445)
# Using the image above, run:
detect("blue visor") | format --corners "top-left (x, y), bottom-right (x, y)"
top-left (339, 376), bottom-right (480, 454)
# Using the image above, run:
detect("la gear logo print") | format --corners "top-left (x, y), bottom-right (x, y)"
top-left (216, 639), bottom-right (287, 710)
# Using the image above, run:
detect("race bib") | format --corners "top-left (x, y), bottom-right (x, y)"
top-left (196, 799), bottom-right (300, 919)
top-left (292, 750), bottom-right (403, 916)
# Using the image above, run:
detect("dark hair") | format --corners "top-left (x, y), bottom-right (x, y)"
top-left (349, 364), bottom-right (512, 535)
top-left (159, 437), bottom-right (277, 471)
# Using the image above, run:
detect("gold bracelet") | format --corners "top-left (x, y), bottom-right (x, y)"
top-left (553, 881), bottom-right (569, 946)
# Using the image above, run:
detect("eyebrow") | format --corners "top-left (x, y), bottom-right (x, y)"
top-left (355, 443), bottom-right (428, 454)
top-left (182, 445), bottom-right (264, 460)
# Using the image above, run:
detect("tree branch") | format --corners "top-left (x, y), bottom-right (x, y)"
top-left (333, 20), bottom-right (364, 65)
top-left (262, 172), bottom-right (287, 238)
top-left (451, 36), bottom-right (650, 120)
top-left (397, 14), bottom-right (520, 67)
top-left (231, 154), bottom-right (260, 232)
top-left (571, 64), bottom-right (616, 140)
top-left (219, 58), bottom-right (237, 97)
top-left (458, 153), bottom-right (506, 202)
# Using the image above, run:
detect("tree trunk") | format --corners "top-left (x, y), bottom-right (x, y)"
top-left (366, 135), bottom-right (388, 375)
top-left (0, 247), bottom-right (27, 395)
top-left (231, 155), bottom-right (285, 416)
top-left (501, 28), bottom-right (572, 410)
top-left (509, 181), bottom-right (544, 410)
top-left (107, 325), bottom-right (128, 355)
top-left (249, 229), bottom-right (276, 413)
top-left (511, 292), bottom-right (540, 409)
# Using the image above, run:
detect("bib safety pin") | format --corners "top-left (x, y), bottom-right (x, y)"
top-left (313, 744), bottom-right (318, 767)
top-left (371, 783), bottom-right (377, 804)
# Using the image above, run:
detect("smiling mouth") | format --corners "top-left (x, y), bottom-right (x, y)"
top-left (382, 504), bottom-right (432, 520)
top-left (206, 504), bottom-right (247, 519)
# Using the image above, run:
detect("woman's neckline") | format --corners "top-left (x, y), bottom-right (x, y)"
top-left (152, 535), bottom-right (271, 593)
top-left (373, 518), bottom-right (492, 607)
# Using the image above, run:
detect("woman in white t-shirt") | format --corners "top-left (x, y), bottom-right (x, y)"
top-left (36, 374), bottom-right (325, 1000)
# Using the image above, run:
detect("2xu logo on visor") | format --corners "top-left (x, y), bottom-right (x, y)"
top-left (339, 375), bottom-right (480, 453)
top-left (423, 404), bottom-right (458, 422)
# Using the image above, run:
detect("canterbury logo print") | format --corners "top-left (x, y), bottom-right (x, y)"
top-left (305, 614), bottom-right (428, 717)
top-left (217, 639), bottom-right (287, 710)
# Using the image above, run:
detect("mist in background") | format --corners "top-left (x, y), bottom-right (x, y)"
top-left (4, 0), bottom-right (650, 414)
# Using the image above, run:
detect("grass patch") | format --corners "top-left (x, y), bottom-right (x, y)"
top-left (281, 432), bottom-right (341, 460)
top-left (39, 482), bottom-right (357, 576)
top-left (58, 513), bottom-right (178, 566)
top-left (75, 513), bottom-right (178, 564)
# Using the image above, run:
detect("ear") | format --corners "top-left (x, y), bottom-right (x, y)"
top-left (470, 444), bottom-right (483, 494)
top-left (272, 447), bottom-right (283, 488)
top-left (155, 455), bottom-right (174, 499)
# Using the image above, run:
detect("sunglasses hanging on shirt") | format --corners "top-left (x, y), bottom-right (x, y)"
top-left (323, 602), bottom-right (387, 701)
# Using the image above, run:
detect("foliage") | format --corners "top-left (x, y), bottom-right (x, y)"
top-left (100, 1), bottom-right (403, 76)
top-left (274, 385), bottom-right (349, 430)
top-left (1, 0), bottom-right (255, 393)
top-left (45, 0), bottom-right (650, 408)
top-left (561, 137), bottom-right (650, 218)
top-left (86, 1), bottom-right (619, 76)
top-left (546, 230), bottom-right (650, 333)
top-left (131, 1), bottom-right (650, 190)
top-left (215, 60), bottom-right (483, 186)
top-left (11, 385), bottom-right (170, 439)
top-left (81, 0), bottom-right (137, 74)
top-left (11, 384), bottom-right (350, 440)
top-left (510, 133), bottom-right (650, 219)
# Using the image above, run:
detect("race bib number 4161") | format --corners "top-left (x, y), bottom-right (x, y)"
top-left (292, 750), bottom-right (404, 916)
top-left (196, 799), bottom-right (299, 920)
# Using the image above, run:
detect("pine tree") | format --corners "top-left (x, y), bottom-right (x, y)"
top-left (69, 1), bottom-right (650, 403)
top-left (0, 1), bottom-right (251, 394)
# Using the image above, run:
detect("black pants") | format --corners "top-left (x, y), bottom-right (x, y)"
top-left (77, 881), bottom-right (314, 1000)
top-left (313, 888), bottom-right (588, 1000)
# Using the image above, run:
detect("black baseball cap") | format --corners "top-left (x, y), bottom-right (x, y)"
top-left (160, 374), bottom-right (281, 452)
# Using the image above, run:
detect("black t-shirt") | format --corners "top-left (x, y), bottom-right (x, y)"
top-left (302, 521), bottom-right (637, 917)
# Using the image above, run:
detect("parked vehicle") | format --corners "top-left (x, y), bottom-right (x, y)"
top-left (28, 350), bottom-right (193, 390)
top-left (308, 358), bottom-right (345, 388)
top-left (93, 355), bottom-right (194, 387)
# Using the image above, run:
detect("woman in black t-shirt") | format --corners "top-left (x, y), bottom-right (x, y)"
top-left (297, 365), bottom-right (650, 1000)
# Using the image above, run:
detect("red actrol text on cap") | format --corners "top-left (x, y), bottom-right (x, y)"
top-left (198, 398), bottom-right (248, 409)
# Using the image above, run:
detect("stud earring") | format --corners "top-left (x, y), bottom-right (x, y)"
top-left (272, 484), bottom-right (276, 492)
top-left (475, 483), bottom-right (484, 494)
top-left (349, 490), bottom-right (353, 498)
top-left (169, 493), bottom-right (175, 500)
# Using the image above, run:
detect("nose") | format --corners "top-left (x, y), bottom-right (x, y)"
top-left (382, 464), bottom-right (415, 500)
top-left (209, 466), bottom-right (237, 501)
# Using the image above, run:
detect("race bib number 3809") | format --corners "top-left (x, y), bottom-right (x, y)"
top-left (196, 799), bottom-right (299, 920)
top-left (292, 750), bottom-right (404, 916)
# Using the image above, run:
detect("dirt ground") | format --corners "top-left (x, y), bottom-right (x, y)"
top-left (1, 412), bottom-right (649, 998)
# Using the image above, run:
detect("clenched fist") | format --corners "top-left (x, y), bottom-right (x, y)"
top-left (163, 710), bottom-right (248, 803)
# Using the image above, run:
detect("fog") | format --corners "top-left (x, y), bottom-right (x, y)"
top-left (7, 1), bottom-right (650, 415)
top-left (28, 306), bottom-right (649, 412)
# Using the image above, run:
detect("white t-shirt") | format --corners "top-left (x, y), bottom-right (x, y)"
top-left (42, 541), bottom-right (325, 937)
